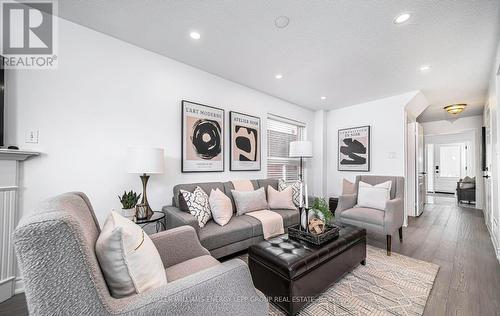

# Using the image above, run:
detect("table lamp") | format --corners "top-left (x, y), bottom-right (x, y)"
top-left (126, 147), bottom-right (164, 218)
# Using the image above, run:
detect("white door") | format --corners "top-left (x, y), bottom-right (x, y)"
top-left (484, 105), bottom-right (492, 229)
top-left (434, 143), bottom-right (464, 193)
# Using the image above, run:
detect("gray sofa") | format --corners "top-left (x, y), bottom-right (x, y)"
top-left (337, 175), bottom-right (405, 255)
top-left (14, 192), bottom-right (268, 316)
top-left (164, 179), bottom-right (300, 258)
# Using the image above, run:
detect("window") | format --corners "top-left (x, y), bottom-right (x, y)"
top-left (267, 115), bottom-right (306, 181)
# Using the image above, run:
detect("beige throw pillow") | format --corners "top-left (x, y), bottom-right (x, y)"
top-left (209, 188), bottom-right (233, 226)
top-left (357, 181), bottom-right (392, 210)
top-left (95, 211), bottom-right (167, 298)
top-left (232, 187), bottom-right (268, 215)
top-left (267, 185), bottom-right (296, 210)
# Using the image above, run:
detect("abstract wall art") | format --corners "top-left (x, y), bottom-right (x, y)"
top-left (230, 111), bottom-right (261, 171)
top-left (338, 126), bottom-right (370, 171)
top-left (182, 100), bottom-right (224, 172)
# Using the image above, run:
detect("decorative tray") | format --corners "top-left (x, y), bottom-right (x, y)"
top-left (288, 224), bottom-right (340, 246)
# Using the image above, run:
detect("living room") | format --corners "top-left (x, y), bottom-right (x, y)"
top-left (1, 1), bottom-right (500, 315)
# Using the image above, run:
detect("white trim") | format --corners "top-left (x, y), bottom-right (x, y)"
top-left (486, 221), bottom-right (500, 263)
top-left (14, 277), bottom-right (24, 294)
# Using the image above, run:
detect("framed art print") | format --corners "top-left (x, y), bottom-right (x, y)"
top-left (338, 125), bottom-right (370, 172)
top-left (229, 111), bottom-right (261, 171)
top-left (182, 100), bottom-right (224, 172)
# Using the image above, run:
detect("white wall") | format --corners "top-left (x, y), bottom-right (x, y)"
top-left (421, 116), bottom-right (483, 135)
top-left (326, 92), bottom-right (417, 197)
top-left (485, 39), bottom-right (500, 260)
top-left (421, 116), bottom-right (484, 208)
top-left (5, 18), bottom-right (316, 225)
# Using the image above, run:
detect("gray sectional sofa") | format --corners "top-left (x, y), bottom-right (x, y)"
top-left (163, 179), bottom-right (300, 258)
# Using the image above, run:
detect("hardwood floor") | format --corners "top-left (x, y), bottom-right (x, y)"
top-left (1, 197), bottom-right (499, 316)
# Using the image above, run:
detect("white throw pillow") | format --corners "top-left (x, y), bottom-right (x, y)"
top-left (180, 186), bottom-right (212, 228)
top-left (95, 211), bottom-right (167, 298)
top-left (231, 187), bottom-right (268, 215)
top-left (357, 180), bottom-right (392, 211)
top-left (209, 188), bottom-right (233, 226)
top-left (267, 185), bottom-right (296, 210)
top-left (278, 179), bottom-right (301, 207)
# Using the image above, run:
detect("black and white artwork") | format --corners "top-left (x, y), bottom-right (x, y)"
top-left (230, 111), bottom-right (261, 171)
top-left (338, 126), bottom-right (370, 171)
top-left (182, 100), bottom-right (224, 172)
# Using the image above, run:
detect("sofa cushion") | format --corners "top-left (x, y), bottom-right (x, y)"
top-left (278, 179), bottom-right (302, 207)
top-left (199, 217), bottom-right (254, 250)
top-left (257, 178), bottom-right (279, 191)
top-left (232, 187), bottom-right (268, 216)
top-left (271, 209), bottom-right (300, 228)
top-left (223, 180), bottom-right (258, 212)
top-left (209, 188), bottom-right (233, 226)
top-left (165, 255), bottom-right (219, 282)
top-left (357, 180), bottom-right (391, 210)
top-left (341, 207), bottom-right (384, 226)
top-left (267, 186), bottom-right (296, 210)
top-left (180, 187), bottom-right (212, 228)
top-left (173, 182), bottom-right (225, 210)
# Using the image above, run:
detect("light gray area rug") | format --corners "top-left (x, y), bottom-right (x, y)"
top-left (241, 245), bottom-right (439, 316)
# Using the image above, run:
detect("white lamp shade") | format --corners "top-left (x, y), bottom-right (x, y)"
top-left (126, 147), bottom-right (165, 174)
top-left (289, 141), bottom-right (313, 158)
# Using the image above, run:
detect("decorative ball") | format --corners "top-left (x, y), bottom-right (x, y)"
top-left (308, 218), bottom-right (325, 235)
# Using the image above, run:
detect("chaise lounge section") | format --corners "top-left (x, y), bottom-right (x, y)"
top-left (164, 179), bottom-right (299, 258)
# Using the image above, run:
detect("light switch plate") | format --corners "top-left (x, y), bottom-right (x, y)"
top-left (388, 152), bottom-right (396, 159)
top-left (25, 130), bottom-right (39, 143)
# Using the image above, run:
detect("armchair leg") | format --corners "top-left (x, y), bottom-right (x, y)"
top-left (386, 235), bottom-right (391, 256)
top-left (399, 226), bottom-right (403, 242)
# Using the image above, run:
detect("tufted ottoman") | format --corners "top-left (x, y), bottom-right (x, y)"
top-left (248, 225), bottom-right (366, 315)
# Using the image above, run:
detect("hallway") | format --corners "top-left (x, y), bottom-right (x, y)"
top-left (368, 199), bottom-right (500, 315)
top-left (1, 201), bottom-right (499, 316)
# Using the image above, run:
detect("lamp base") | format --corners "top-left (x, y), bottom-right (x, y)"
top-left (140, 174), bottom-right (154, 218)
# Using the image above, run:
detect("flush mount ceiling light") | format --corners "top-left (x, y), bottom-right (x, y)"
top-left (444, 104), bottom-right (467, 115)
top-left (189, 31), bottom-right (201, 40)
top-left (275, 16), bottom-right (290, 28)
top-left (420, 65), bottom-right (431, 72)
top-left (321, 96), bottom-right (326, 100)
top-left (393, 13), bottom-right (411, 24)
top-left (275, 74), bottom-right (283, 79)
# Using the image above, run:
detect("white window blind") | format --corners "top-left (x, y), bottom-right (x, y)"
top-left (267, 115), bottom-right (306, 181)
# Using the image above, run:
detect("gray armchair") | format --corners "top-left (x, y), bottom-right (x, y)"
top-left (14, 192), bottom-right (267, 316)
top-left (337, 176), bottom-right (405, 255)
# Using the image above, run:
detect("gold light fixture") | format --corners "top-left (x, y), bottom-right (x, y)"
top-left (444, 104), bottom-right (467, 115)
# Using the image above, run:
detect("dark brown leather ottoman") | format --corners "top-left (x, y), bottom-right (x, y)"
top-left (248, 225), bottom-right (366, 315)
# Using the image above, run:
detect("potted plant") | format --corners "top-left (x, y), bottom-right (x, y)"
top-left (118, 190), bottom-right (141, 220)
top-left (301, 197), bottom-right (333, 230)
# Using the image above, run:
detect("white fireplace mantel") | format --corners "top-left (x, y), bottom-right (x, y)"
top-left (0, 149), bottom-right (40, 303)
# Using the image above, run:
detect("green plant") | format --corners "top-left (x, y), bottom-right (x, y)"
top-left (118, 190), bottom-right (141, 209)
top-left (312, 197), bottom-right (333, 223)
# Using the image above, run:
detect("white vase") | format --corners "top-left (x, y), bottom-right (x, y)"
top-left (301, 209), bottom-right (325, 229)
top-left (121, 207), bottom-right (135, 220)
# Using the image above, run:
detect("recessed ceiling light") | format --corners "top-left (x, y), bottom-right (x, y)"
top-left (275, 74), bottom-right (283, 79)
top-left (275, 16), bottom-right (290, 28)
top-left (420, 65), bottom-right (431, 72)
top-left (393, 13), bottom-right (411, 24)
top-left (190, 31), bottom-right (201, 40)
top-left (321, 96), bottom-right (326, 100)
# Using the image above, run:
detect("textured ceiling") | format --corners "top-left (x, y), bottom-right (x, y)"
top-left (56, 1), bottom-right (500, 121)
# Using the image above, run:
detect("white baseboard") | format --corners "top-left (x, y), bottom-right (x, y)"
top-left (486, 223), bottom-right (500, 263)
top-left (14, 277), bottom-right (24, 294)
